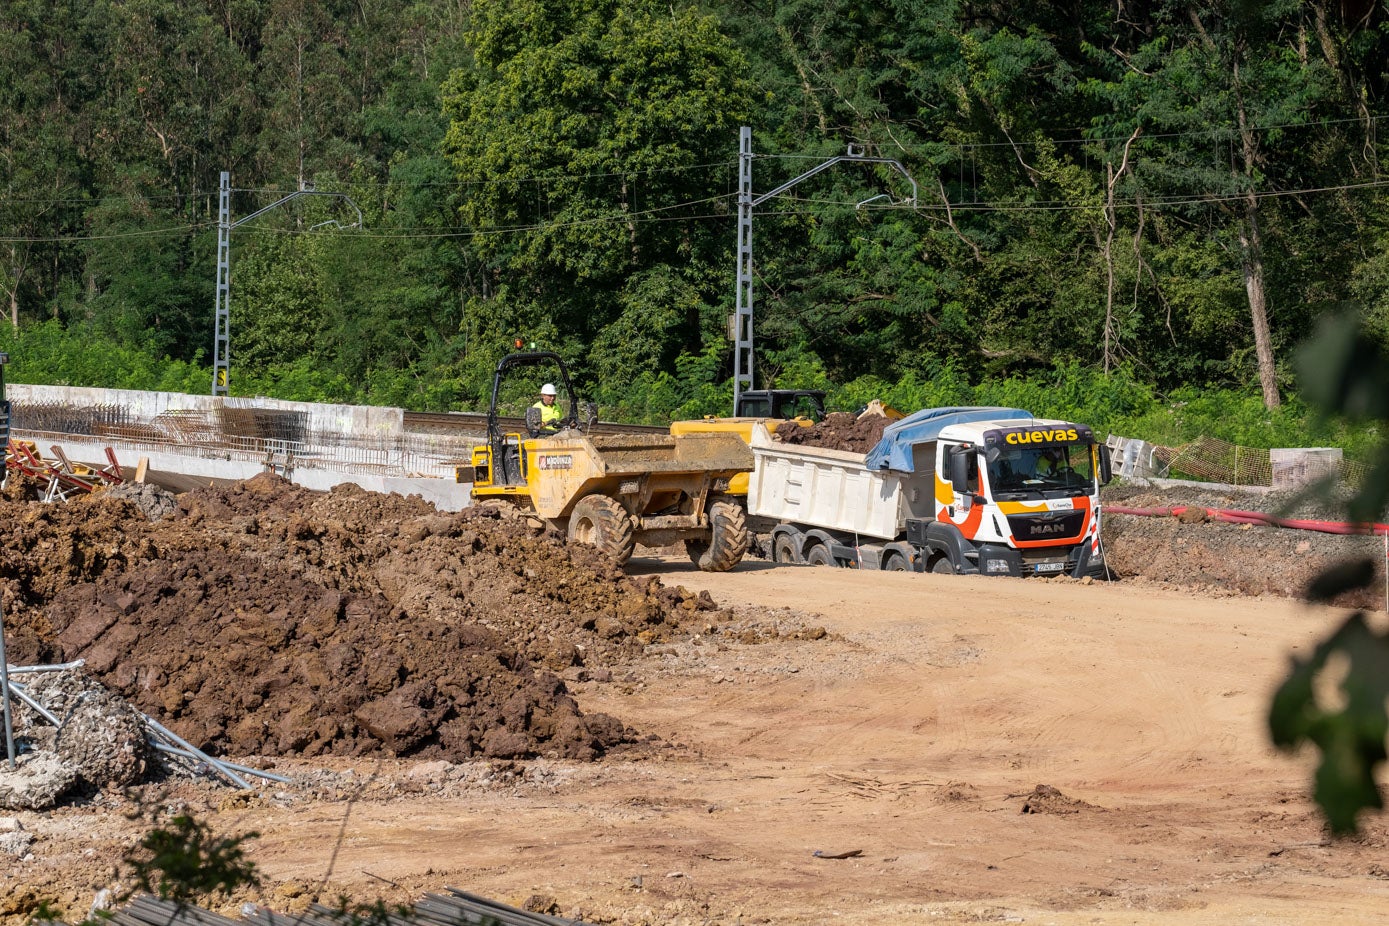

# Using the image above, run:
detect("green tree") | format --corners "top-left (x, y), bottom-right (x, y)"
top-left (1090, 0), bottom-right (1344, 407)
top-left (233, 233), bottom-right (330, 372)
top-left (0, 0), bottom-right (98, 329)
top-left (441, 0), bottom-right (756, 379)
top-left (256, 0), bottom-right (355, 185)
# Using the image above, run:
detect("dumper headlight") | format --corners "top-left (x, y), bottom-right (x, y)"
top-left (984, 558), bottom-right (1011, 574)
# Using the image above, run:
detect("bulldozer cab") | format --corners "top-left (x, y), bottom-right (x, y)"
top-left (735, 389), bottom-right (826, 423)
top-left (479, 352), bottom-right (590, 488)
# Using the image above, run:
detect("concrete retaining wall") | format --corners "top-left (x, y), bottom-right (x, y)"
top-left (8, 385), bottom-right (472, 511)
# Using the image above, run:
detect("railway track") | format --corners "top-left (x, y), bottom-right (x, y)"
top-left (403, 410), bottom-right (670, 437)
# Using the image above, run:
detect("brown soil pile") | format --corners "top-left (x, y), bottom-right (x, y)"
top-left (1101, 483), bottom-right (1386, 610)
top-left (775, 412), bottom-right (891, 454)
top-left (0, 475), bottom-right (729, 763)
top-left (1019, 783), bottom-right (1101, 815)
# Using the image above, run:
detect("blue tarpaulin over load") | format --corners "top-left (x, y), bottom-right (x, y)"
top-left (864, 406), bottom-right (1034, 472)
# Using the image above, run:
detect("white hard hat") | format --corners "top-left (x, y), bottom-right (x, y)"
top-left (540, 383), bottom-right (558, 396)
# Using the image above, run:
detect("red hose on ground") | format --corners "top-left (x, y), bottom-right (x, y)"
top-left (1106, 505), bottom-right (1389, 537)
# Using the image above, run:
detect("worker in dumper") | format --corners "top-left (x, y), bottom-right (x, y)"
top-left (526, 383), bottom-right (564, 437)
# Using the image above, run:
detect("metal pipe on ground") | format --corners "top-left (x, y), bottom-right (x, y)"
top-left (0, 604), bottom-right (15, 769)
top-left (5, 660), bottom-right (87, 674)
top-left (150, 743), bottom-right (290, 784)
top-left (141, 715), bottom-right (252, 790)
top-left (5, 680), bottom-right (65, 727)
top-left (8, 674), bottom-right (272, 789)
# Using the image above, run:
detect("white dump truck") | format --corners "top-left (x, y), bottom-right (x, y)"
top-left (748, 407), bottom-right (1113, 577)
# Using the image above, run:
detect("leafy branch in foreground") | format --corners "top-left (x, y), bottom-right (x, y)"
top-left (122, 814), bottom-right (261, 904)
top-left (1268, 310), bottom-right (1389, 835)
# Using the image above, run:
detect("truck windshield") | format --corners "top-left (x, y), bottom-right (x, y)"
top-left (987, 444), bottom-right (1096, 499)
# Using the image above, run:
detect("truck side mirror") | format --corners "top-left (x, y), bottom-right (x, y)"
top-left (1097, 444), bottom-right (1113, 486)
top-left (949, 448), bottom-right (970, 494)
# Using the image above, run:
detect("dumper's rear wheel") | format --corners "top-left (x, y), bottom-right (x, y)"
top-left (686, 500), bottom-right (748, 572)
top-left (567, 494), bottom-right (635, 565)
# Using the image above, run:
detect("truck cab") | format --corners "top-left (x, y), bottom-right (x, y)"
top-left (749, 407), bottom-right (1112, 578)
top-left (932, 420), bottom-right (1111, 577)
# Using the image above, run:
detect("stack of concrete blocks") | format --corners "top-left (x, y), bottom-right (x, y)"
top-left (1270, 447), bottom-right (1342, 491)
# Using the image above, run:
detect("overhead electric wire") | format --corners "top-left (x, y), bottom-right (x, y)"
top-left (0, 221), bottom-right (214, 243)
top-left (4, 146), bottom-right (1389, 244)
top-left (0, 107), bottom-right (1377, 215)
top-left (233, 191), bottom-right (738, 241)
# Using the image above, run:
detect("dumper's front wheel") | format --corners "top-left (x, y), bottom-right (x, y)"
top-left (568, 494), bottom-right (635, 565)
top-left (686, 500), bottom-right (748, 572)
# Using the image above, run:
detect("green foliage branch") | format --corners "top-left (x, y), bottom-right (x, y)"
top-left (1267, 311), bottom-right (1389, 835)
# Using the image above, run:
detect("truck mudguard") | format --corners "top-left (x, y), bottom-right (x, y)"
top-left (919, 519), bottom-right (979, 575)
top-left (803, 528), bottom-right (839, 559)
top-left (883, 541), bottom-right (919, 571)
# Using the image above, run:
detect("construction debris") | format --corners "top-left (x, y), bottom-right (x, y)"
top-left (0, 753), bottom-right (77, 811)
top-left (17, 669), bottom-right (151, 789)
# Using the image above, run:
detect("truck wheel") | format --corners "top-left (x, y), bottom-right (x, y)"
top-left (805, 544), bottom-right (834, 567)
top-left (883, 552), bottom-right (909, 572)
top-left (686, 500), bottom-right (748, 572)
top-left (568, 494), bottom-right (635, 565)
top-left (930, 556), bottom-right (954, 575)
top-left (773, 533), bottom-right (799, 564)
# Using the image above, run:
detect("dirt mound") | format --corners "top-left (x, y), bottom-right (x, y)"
top-left (776, 412), bottom-right (890, 454)
top-left (0, 474), bottom-right (732, 762)
top-left (1019, 783), bottom-right (1100, 815)
top-left (1101, 482), bottom-right (1385, 609)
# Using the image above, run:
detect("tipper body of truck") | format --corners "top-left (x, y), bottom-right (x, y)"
top-left (748, 407), bottom-right (1113, 577)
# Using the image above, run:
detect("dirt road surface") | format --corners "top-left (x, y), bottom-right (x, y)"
top-left (3, 474), bottom-right (1384, 924)
top-left (205, 557), bottom-right (1386, 925)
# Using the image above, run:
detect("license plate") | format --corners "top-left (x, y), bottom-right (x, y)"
top-left (1034, 562), bottom-right (1066, 574)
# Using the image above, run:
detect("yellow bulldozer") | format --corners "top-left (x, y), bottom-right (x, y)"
top-left (463, 352), bottom-right (754, 571)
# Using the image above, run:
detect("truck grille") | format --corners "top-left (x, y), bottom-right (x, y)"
top-left (1006, 510), bottom-right (1086, 542)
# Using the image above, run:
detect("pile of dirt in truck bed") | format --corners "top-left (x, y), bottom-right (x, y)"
top-left (1100, 482), bottom-right (1386, 610)
top-left (775, 411), bottom-right (891, 454)
top-left (0, 474), bottom-right (730, 762)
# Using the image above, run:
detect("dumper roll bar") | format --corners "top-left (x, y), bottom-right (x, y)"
top-left (486, 351), bottom-right (579, 445)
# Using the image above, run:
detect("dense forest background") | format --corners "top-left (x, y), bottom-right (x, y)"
top-left (1, 0), bottom-right (1387, 453)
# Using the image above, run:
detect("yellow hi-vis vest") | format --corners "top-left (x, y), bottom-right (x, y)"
top-left (532, 400), bottom-right (563, 430)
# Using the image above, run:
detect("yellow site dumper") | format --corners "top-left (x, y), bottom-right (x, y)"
top-left (463, 352), bottom-right (753, 571)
